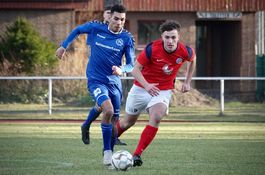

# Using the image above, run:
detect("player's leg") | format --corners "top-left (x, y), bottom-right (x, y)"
top-left (109, 90), bottom-right (121, 150)
top-left (101, 99), bottom-right (114, 166)
top-left (133, 90), bottom-right (172, 167)
top-left (81, 104), bottom-right (102, 144)
top-left (132, 103), bottom-right (166, 167)
top-left (116, 113), bottom-right (139, 137)
top-left (108, 84), bottom-right (128, 148)
top-left (81, 82), bottom-right (104, 144)
top-left (116, 85), bottom-right (149, 138)
top-left (87, 83), bottom-right (114, 166)
top-left (113, 117), bottom-right (128, 146)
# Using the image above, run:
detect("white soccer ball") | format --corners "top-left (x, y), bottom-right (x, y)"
top-left (111, 150), bottom-right (133, 171)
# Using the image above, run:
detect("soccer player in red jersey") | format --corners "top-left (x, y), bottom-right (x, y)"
top-left (116, 20), bottom-right (196, 166)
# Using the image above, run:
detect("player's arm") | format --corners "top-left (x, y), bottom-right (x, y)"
top-left (121, 37), bottom-right (135, 73)
top-left (132, 60), bottom-right (159, 96)
top-left (56, 22), bottom-right (94, 59)
top-left (112, 36), bottom-right (135, 75)
top-left (181, 46), bottom-right (196, 93)
top-left (112, 63), bottom-right (134, 76)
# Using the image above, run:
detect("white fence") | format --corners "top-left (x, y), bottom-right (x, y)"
top-left (0, 76), bottom-right (265, 115)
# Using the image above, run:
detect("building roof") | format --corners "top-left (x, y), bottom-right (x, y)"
top-left (0, 0), bottom-right (264, 11)
top-left (0, 0), bottom-right (92, 10)
top-left (124, 0), bottom-right (265, 12)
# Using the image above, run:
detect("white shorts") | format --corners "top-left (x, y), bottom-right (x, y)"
top-left (125, 85), bottom-right (172, 115)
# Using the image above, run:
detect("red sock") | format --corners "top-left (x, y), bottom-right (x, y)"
top-left (116, 120), bottom-right (127, 137)
top-left (133, 125), bottom-right (158, 156)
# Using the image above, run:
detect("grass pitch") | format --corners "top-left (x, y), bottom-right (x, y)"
top-left (0, 122), bottom-right (265, 175)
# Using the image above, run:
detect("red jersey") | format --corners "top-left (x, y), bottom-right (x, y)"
top-left (134, 39), bottom-right (195, 90)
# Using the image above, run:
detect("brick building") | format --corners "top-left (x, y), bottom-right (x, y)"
top-left (0, 0), bottom-right (264, 100)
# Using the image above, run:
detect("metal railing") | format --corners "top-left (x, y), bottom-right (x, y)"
top-left (1, 76), bottom-right (265, 115)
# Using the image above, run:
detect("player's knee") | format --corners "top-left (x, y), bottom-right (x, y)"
top-left (149, 118), bottom-right (161, 127)
top-left (112, 116), bottom-right (119, 123)
top-left (154, 118), bottom-right (162, 125)
top-left (95, 105), bottom-right (102, 112)
top-left (150, 113), bottom-right (163, 125)
top-left (104, 109), bottom-right (114, 118)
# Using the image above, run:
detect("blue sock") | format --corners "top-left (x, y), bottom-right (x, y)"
top-left (110, 116), bottom-right (118, 151)
top-left (101, 123), bottom-right (112, 151)
top-left (111, 133), bottom-right (117, 151)
top-left (83, 107), bottom-right (100, 127)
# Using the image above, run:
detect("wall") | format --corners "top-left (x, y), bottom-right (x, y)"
top-left (126, 12), bottom-right (197, 77)
top-left (0, 10), bottom-right (75, 45)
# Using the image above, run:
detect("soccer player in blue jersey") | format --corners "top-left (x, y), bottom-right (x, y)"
top-left (55, 4), bottom-right (135, 166)
top-left (81, 5), bottom-right (127, 146)
top-left (102, 6), bottom-right (112, 23)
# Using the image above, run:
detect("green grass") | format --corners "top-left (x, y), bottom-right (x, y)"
top-left (0, 102), bottom-right (265, 122)
top-left (0, 122), bottom-right (265, 175)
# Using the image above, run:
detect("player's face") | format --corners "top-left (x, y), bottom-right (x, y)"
top-left (161, 29), bottom-right (179, 53)
top-left (103, 10), bottom-right (111, 23)
top-left (108, 12), bottom-right (126, 33)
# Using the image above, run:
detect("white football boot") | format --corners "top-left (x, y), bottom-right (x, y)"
top-left (103, 150), bottom-right (112, 166)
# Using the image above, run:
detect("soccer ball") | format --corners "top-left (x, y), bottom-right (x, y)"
top-left (111, 150), bottom-right (133, 171)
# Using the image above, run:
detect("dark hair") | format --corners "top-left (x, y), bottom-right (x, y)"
top-left (104, 5), bottom-right (112, 11)
top-left (159, 20), bottom-right (181, 33)
top-left (111, 4), bottom-right (127, 13)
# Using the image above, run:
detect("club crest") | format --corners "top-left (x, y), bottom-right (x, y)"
top-left (116, 39), bottom-right (124, 46)
top-left (176, 58), bottom-right (183, 64)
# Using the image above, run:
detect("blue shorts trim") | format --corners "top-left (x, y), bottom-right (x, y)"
top-left (96, 94), bottom-right (109, 107)
top-left (88, 81), bottom-right (122, 118)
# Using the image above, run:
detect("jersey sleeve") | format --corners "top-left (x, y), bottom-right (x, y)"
top-left (122, 36), bottom-right (135, 72)
top-left (137, 42), bottom-right (152, 66)
top-left (61, 21), bottom-right (98, 49)
top-left (185, 45), bottom-right (196, 62)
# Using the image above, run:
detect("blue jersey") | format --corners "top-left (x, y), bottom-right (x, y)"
top-left (61, 20), bottom-right (135, 85)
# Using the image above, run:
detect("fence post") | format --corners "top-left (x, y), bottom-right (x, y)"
top-left (48, 78), bottom-right (52, 115)
top-left (219, 79), bottom-right (224, 116)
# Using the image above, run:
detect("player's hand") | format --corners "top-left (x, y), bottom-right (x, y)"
top-left (181, 82), bottom-right (191, 93)
top-left (145, 83), bottom-right (160, 96)
top-left (112, 66), bottom-right (122, 76)
top-left (55, 46), bottom-right (66, 59)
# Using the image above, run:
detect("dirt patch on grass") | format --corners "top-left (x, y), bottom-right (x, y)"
top-left (171, 81), bottom-right (218, 107)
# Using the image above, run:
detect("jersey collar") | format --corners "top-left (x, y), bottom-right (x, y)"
top-left (108, 26), bottom-right (123, 34)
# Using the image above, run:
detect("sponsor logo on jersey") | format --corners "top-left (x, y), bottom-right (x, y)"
top-left (156, 58), bottom-right (163, 62)
top-left (162, 64), bottom-right (173, 75)
top-left (116, 38), bottom-right (124, 46)
top-left (176, 58), bottom-right (183, 64)
top-left (95, 42), bottom-right (121, 52)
